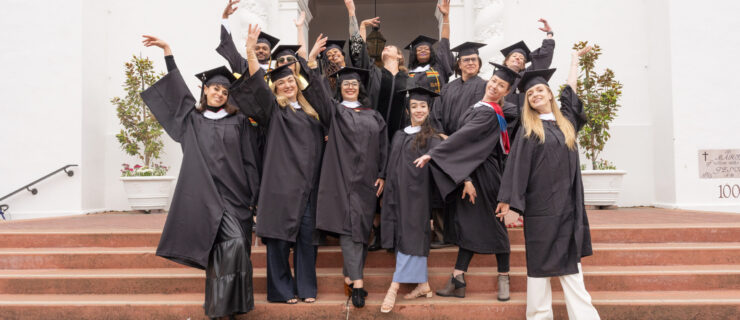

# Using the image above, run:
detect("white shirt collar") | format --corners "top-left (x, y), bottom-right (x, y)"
top-left (289, 101), bottom-right (302, 109)
top-left (410, 64), bottom-right (431, 73)
top-left (473, 101), bottom-right (488, 109)
top-left (341, 101), bottom-right (361, 108)
top-left (539, 112), bottom-right (556, 121)
top-left (203, 108), bottom-right (229, 120)
top-left (404, 126), bottom-right (421, 134)
top-left (260, 63), bottom-right (270, 70)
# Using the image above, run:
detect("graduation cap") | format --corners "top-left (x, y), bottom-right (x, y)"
top-left (399, 86), bottom-right (439, 106)
top-left (518, 68), bottom-right (557, 93)
top-left (405, 35), bottom-right (438, 51)
top-left (324, 40), bottom-right (346, 54)
top-left (194, 66), bottom-right (237, 88)
top-left (266, 61), bottom-right (298, 83)
top-left (451, 42), bottom-right (486, 57)
top-left (257, 31), bottom-right (280, 49)
top-left (489, 62), bottom-right (521, 86)
top-left (500, 41), bottom-right (531, 61)
top-left (271, 45), bottom-right (301, 60)
top-left (329, 67), bottom-right (369, 88)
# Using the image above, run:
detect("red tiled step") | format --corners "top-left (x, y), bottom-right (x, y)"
top-left (1, 291), bottom-right (739, 320)
top-left (3, 224), bottom-right (740, 248)
top-left (2, 242), bottom-right (740, 270)
top-left (2, 265), bottom-right (739, 295)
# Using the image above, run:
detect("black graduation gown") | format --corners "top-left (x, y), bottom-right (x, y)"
top-left (140, 68), bottom-right (259, 270)
top-left (409, 38), bottom-right (454, 94)
top-left (349, 35), bottom-right (410, 142)
top-left (228, 67), bottom-right (324, 243)
top-left (427, 104), bottom-right (510, 254)
top-left (504, 39), bottom-right (556, 141)
top-left (302, 74), bottom-right (389, 245)
top-left (497, 85), bottom-right (593, 278)
top-left (431, 75), bottom-right (487, 135)
top-left (381, 130), bottom-right (441, 257)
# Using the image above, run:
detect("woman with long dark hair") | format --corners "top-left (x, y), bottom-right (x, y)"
top-left (228, 24), bottom-right (325, 305)
top-left (379, 86), bottom-right (442, 313)
top-left (140, 35), bottom-right (258, 320)
top-left (414, 63), bottom-right (520, 302)
top-left (495, 47), bottom-right (600, 320)
top-left (302, 64), bottom-right (388, 309)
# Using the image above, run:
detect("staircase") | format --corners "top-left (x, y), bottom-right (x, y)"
top-left (1, 209), bottom-right (739, 319)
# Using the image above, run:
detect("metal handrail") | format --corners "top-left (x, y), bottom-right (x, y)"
top-left (0, 164), bottom-right (78, 220)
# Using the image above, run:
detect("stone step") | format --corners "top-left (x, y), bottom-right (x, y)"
top-left (1, 291), bottom-right (739, 320)
top-left (3, 224), bottom-right (740, 248)
top-left (2, 242), bottom-right (739, 270)
top-left (1, 265), bottom-right (738, 295)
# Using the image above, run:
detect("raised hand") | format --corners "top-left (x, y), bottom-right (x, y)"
top-left (294, 10), bottom-right (306, 27)
top-left (245, 24), bottom-right (261, 51)
top-left (437, 0), bottom-right (450, 16)
top-left (344, 0), bottom-right (355, 15)
top-left (222, 0), bottom-right (240, 19)
top-left (142, 35), bottom-right (171, 55)
top-left (309, 33), bottom-right (328, 61)
top-left (538, 18), bottom-right (552, 33)
top-left (575, 45), bottom-right (593, 57)
top-left (361, 17), bottom-right (381, 28)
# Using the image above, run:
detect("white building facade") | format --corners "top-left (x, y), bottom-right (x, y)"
top-left (1, 0), bottom-right (739, 220)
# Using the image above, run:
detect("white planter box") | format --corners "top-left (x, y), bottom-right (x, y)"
top-left (581, 170), bottom-right (627, 207)
top-left (120, 176), bottom-right (175, 211)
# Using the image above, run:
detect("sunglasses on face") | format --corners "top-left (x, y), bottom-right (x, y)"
top-left (277, 56), bottom-right (297, 64)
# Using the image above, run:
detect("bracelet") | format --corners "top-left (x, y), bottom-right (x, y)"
top-left (442, 22), bottom-right (449, 25)
top-left (307, 61), bottom-right (318, 68)
top-left (547, 31), bottom-right (554, 37)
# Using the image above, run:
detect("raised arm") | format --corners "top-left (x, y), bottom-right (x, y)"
top-left (567, 45), bottom-right (592, 91)
top-left (528, 18), bottom-right (556, 71)
top-left (294, 11), bottom-right (308, 59)
top-left (245, 24), bottom-right (262, 77)
top-left (217, 0), bottom-right (249, 74)
top-left (438, 0), bottom-right (450, 40)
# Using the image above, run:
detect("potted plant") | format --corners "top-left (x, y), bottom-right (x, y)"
top-left (571, 41), bottom-right (626, 208)
top-left (111, 55), bottom-right (174, 212)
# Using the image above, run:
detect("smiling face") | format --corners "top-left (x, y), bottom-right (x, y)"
top-left (255, 43), bottom-right (271, 63)
top-left (326, 48), bottom-right (345, 66)
top-left (457, 53), bottom-right (480, 77)
top-left (340, 79), bottom-right (360, 102)
top-left (525, 84), bottom-right (554, 114)
top-left (204, 84), bottom-right (229, 107)
top-left (415, 45), bottom-right (431, 64)
top-left (408, 99), bottom-right (430, 126)
top-left (504, 52), bottom-right (526, 72)
top-left (483, 75), bottom-right (511, 102)
top-left (275, 75), bottom-right (298, 102)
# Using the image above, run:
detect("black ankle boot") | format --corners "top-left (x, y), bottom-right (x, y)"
top-left (368, 225), bottom-right (382, 251)
top-left (351, 287), bottom-right (368, 308)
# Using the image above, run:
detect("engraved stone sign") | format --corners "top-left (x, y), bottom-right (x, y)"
top-left (698, 149), bottom-right (740, 179)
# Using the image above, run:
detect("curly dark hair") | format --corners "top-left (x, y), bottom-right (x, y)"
top-left (408, 44), bottom-right (438, 70)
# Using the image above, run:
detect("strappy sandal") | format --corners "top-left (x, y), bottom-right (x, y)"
top-left (404, 284), bottom-right (433, 300)
top-left (286, 297), bottom-right (298, 304)
top-left (380, 288), bottom-right (398, 313)
top-left (302, 297), bottom-right (316, 303)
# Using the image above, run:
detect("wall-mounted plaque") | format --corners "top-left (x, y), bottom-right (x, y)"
top-left (699, 149), bottom-right (740, 179)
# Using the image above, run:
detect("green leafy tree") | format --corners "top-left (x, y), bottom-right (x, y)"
top-left (571, 41), bottom-right (623, 170)
top-left (111, 55), bottom-right (165, 168)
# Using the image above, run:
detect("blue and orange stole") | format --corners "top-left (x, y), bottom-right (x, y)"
top-left (478, 101), bottom-right (510, 154)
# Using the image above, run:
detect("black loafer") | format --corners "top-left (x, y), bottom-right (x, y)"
top-left (351, 287), bottom-right (368, 308)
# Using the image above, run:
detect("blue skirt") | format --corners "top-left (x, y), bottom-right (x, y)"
top-left (392, 251), bottom-right (428, 283)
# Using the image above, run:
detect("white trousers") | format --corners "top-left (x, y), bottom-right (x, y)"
top-left (526, 264), bottom-right (600, 320)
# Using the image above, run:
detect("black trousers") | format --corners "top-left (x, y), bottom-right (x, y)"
top-left (454, 247), bottom-right (510, 273)
top-left (204, 212), bottom-right (254, 318)
top-left (264, 203), bottom-right (318, 301)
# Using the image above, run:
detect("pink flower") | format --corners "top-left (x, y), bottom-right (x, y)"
top-left (134, 165), bottom-right (142, 169)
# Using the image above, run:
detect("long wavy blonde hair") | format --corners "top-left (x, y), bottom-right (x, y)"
top-left (521, 85), bottom-right (577, 150)
top-left (269, 74), bottom-right (319, 121)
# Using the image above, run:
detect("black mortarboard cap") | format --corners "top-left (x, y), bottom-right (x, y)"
top-left (194, 66), bottom-right (237, 88)
top-left (451, 42), bottom-right (486, 57)
top-left (257, 31), bottom-right (280, 49)
top-left (405, 35), bottom-right (438, 50)
top-left (518, 68), bottom-right (557, 93)
top-left (325, 40), bottom-right (346, 53)
top-left (500, 41), bottom-right (531, 61)
top-left (266, 61), bottom-right (298, 83)
top-left (271, 45), bottom-right (301, 60)
top-left (399, 86), bottom-right (439, 106)
top-left (489, 62), bottom-right (521, 86)
top-left (329, 67), bottom-right (369, 88)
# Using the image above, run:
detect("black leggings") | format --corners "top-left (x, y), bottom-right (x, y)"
top-left (454, 247), bottom-right (510, 273)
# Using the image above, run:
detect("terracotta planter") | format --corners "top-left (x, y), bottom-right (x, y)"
top-left (581, 170), bottom-right (627, 207)
top-left (120, 176), bottom-right (175, 211)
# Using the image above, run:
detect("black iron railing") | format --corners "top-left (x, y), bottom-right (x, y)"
top-left (0, 164), bottom-right (78, 220)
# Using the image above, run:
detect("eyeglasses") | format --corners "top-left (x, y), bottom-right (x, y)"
top-left (341, 81), bottom-right (360, 88)
top-left (277, 56), bottom-right (297, 64)
top-left (460, 57), bottom-right (478, 64)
